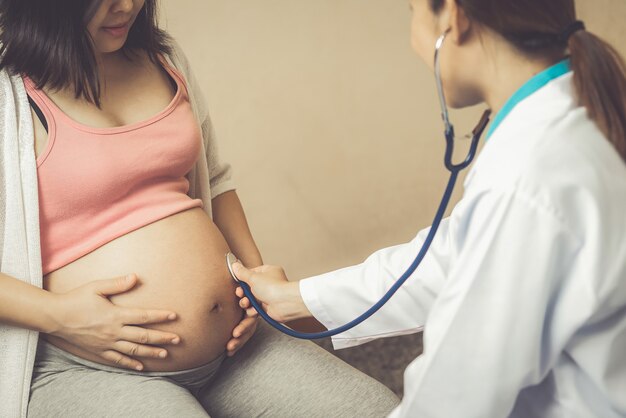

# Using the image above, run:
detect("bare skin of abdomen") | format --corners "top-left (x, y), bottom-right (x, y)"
top-left (43, 207), bottom-right (243, 372)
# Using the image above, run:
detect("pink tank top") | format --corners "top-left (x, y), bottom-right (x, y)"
top-left (23, 57), bottom-right (204, 275)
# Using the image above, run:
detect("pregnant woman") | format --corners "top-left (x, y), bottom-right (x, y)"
top-left (0, 0), bottom-right (399, 417)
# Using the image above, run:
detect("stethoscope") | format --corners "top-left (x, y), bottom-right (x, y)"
top-left (227, 30), bottom-right (492, 339)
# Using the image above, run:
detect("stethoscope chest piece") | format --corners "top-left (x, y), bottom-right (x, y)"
top-left (226, 252), bottom-right (240, 283)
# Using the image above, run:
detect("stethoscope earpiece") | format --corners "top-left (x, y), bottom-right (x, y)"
top-left (434, 30), bottom-right (491, 172)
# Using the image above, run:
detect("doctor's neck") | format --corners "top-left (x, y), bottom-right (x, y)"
top-left (474, 35), bottom-right (563, 115)
top-left (425, 0), bottom-right (625, 162)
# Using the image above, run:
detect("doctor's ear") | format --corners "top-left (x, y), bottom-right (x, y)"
top-left (439, 0), bottom-right (472, 44)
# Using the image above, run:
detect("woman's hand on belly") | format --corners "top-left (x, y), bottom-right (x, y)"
top-left (48, 273), bottom-right (181, 371)
top-left (44, 207), bottom-right (247, 371)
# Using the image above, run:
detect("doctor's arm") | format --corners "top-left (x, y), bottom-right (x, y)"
top-left (234, 217), bottom-right (452, 349)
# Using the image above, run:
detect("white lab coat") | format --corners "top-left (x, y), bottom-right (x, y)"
top-left (299, 72), bottom-right (626, 417)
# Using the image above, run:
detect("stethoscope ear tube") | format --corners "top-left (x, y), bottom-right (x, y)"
top-left (230, 30), bottom-right (491, 340)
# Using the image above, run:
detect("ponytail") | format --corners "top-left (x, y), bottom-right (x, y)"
top-left (568, 31), bottom-right (626, 162)
top-left (427, 0), bottom-right (626, 163)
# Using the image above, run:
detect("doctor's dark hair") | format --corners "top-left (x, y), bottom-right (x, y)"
top-left (0, 0), bottom-right (171, 107)
top-left (430, 0), bottom-right (626, 163)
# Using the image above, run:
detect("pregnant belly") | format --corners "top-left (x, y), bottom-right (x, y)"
top-left (42, 207), bottom-right (243, 371)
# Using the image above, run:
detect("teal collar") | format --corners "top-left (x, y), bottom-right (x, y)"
top-left (486, 59), bottom-right (571, 140)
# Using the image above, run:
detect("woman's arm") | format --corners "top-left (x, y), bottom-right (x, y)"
top-left (212, 190), bottom-right (262, 268)
top-left (0, 272), bottom-right (58, 333)
top-left (212, 190), bottom-right (267, 355)
top-left (0, 272), bottom-right (181, 370)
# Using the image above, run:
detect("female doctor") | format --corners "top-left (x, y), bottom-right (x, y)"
top-left (232, 0), bottom-right (626, 417)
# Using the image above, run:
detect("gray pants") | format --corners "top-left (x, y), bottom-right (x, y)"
top-left (28, 322), bottom-right (400, 417)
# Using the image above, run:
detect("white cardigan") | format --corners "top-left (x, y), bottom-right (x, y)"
top-left (0, 40), bottom-right (235, 418)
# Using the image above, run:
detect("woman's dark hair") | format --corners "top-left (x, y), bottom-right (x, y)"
top-left (0, 0), bottom-right (171, 106)
top-left (430, 0), bottom-right (626, 163)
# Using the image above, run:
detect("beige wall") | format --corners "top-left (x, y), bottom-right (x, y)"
top-left (162, 0), bottom-right (626, 279)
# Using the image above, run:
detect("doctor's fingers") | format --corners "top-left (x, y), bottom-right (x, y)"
top-left (232, 262), bottom-right (256, 281)
top-left (249, 264), bottom-right (276, 272)
top-left (252, 265), bottom-right (288, 277)
top-left (233, 264), bottom-right (289, 287)
top-left (242, 264), bottom-right (287, 278)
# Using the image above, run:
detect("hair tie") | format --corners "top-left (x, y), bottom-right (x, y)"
top-left (560, 20), bottom-right (586, 43)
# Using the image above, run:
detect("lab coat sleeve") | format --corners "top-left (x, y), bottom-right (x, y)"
top-left (391, 189), bottom-right (582, 418)
top-left (299, 217), bottom-right (452, 349)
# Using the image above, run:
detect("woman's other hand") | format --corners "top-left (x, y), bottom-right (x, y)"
top-left (48, 273), bottom-right (181, 371)
top-left (233, 263), bottom-right (312, 323)
top-left (225, 310), bottom-right (258, 357)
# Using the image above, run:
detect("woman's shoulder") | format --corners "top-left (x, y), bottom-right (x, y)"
top-left (163, 37), bottom-right (209, 123)
top-left (164, 38), bottom-right (190, 75)
top-left (163, 38), bottom-right (198, 95)
top-left (466, 74), bottom-right (626, 240)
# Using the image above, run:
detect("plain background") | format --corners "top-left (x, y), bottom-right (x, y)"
top-left (161, 0), bottom-right (626, 280)
top-left (159, 0), bottom-right (626, 396)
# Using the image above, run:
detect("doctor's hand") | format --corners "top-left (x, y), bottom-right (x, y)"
top-left (233, 263), bottom-right (312, 323)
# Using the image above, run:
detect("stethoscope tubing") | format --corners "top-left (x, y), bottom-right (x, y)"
top-left (237, 169), bottom-right (460, 339)
top-left (234, 30), bottom-right (491, 340)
